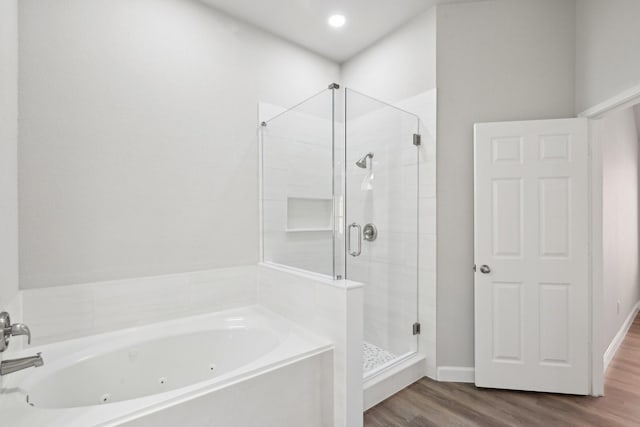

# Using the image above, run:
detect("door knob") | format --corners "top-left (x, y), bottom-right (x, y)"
top-left (479, 265), bottom-right (491, 274)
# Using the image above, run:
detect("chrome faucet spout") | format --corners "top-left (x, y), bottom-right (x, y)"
top-left (0, 352), bottom-right (44, 376)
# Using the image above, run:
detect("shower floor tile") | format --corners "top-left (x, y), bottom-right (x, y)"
top-left (363, 341), bottom-right (396, 374)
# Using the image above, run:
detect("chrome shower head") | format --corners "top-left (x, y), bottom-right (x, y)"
top-left (356, 152), bottom-right (374, 169)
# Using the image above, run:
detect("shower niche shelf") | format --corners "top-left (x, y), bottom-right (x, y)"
top-left (285, 228), bottom-right (333, 232)
top-left (285, 196), bottom-right (333, 233)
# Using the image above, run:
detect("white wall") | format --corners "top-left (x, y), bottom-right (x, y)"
top-left (0, 0), bottom-right (19, 306)
top-left (600, 106), bottom-right (640, 348)
top-left (435, 0), bottom-right (576, 369)
top-left (341, 8), bottom-right (436, 102)
top-left (18, 0), bottom-right (339, 289)
top-left (576, 0), bottom-right (640, 113)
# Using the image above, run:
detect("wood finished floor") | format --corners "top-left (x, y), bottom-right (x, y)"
top-left (364, 314), bottom-right (640, 426)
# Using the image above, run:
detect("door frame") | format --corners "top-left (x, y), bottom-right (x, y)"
top-left (579, 83), bottom-right (640, 396)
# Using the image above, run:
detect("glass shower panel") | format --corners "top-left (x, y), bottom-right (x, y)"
top-left (344, 89), bottom-right (420, 376)
top-left (261, 89), bottom-right (335, 276)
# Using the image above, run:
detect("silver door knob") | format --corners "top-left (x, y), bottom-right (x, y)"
top-left (479, 265), bottom-right (491, 274)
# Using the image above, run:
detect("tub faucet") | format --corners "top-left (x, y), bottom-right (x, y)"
top-left (0, 311), bottom-right (44, 376)
top-left (8, 323), bottom-right (32, 345)
top-left (1, 311), bottom-right (33, 352)
top-left (0, 353), bottom-right (44, 376)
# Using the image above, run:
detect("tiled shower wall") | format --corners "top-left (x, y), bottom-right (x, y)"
top-left (345, 90), bottom-right (436, 361)
top-left (261, 89), bottom-right (437, 376)
top-left (260, 101), bottom-right (335, 276)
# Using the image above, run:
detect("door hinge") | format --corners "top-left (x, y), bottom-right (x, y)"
top-left (413, 134), bottom-right (421, 146)
top-left (412, 322), bottom-right (421, 335)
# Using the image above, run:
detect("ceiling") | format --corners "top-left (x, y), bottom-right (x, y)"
top-left (200, 0), bottom-right (470, 63)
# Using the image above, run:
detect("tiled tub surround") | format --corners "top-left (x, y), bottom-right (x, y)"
top-left (2, 264), bottom-right (363, 427)
top-left (19, 265), bottom-right (260, 346)
top-left (0, 306), bottom-right (333, 427)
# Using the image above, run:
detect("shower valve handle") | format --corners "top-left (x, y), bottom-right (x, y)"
top-left (0, 312), bottom-right (33, 352)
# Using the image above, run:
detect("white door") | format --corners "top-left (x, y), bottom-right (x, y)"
top-left (474, 118), bottom-right (590, 394)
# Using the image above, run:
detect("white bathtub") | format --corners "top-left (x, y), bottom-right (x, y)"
top-left (0, 306), bottom-right (333, 426)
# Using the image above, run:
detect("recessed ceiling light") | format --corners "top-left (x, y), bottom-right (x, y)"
top-left (328, 14), bottom-right (346, 28)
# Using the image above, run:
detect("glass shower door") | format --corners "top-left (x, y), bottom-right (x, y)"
top-left (343, 88), bottom-right (420, 377)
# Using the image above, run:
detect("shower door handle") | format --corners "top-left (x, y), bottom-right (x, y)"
top-left (348, 223), bottom-right (362, 257)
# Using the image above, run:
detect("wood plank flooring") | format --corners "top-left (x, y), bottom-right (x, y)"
top-left (364, 314), bottom-right (640, 426)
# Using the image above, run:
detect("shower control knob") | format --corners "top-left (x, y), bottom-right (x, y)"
top-left (363, 223), bottom-right (377, 242)
top-left (479, 265), bottom-right (491, 274)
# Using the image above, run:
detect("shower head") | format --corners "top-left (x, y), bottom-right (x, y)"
top-left (356, 152), bottom-right (374, 169)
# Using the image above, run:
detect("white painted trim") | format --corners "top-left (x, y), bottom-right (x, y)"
top-left (425, 361), bottom-right (437, 380)
top-left (587, 107), bottom-right (640, 396)
top-left (581, 86), bottom-right (640, 396)
top-left (603, 301), bottom-right (640, 371)
top-left (579, 83), bottom-right (640, 119)
top-left (363, 354), bottom-right (425, 410)
top-left (436, 366), bottom-right (475, 383)
top-left (588, 120), bottom-right (605, 396)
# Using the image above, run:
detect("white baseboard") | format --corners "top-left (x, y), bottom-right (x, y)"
top-left (425, 362), bottom-right (437, 380)
top-left (437, 366), bottom-right (475, 383)
top-left (603, 300), bottom-right (640, 371)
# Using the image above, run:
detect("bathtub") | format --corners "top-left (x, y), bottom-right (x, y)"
top-left (0, 306), bottom-right (334, 426)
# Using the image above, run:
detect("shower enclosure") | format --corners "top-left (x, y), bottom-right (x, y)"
top-left (260, 84), bottom-right (428, 379)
